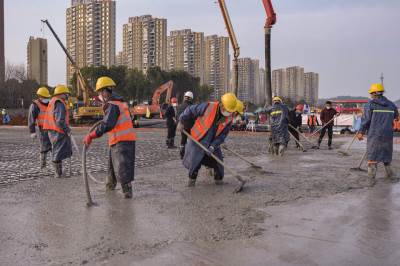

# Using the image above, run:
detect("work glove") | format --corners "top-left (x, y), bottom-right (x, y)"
top-left (83, 131), bottom-right (98, 147)
top-left (356, 132), bottom-right (364, 141)
top-left (206, 145), bottom-right (215, 157)
top-left (176, 122), bottom-right (184, 133)
top-left (30, 133), bottom-right (37, 139)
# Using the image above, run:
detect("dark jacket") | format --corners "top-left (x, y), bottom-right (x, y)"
top-left (265, 102), bottom-right (290, 144)
top-left (320, 108), bottom-right (337, 126)
top-left (165, 105), bottom-right (177, 127)
top-left (288, 110), bottom-right (302, 128)
top-left (178, 100), bottom-right (193, 129)
top-left (360, 96), bottom-right (399, 163)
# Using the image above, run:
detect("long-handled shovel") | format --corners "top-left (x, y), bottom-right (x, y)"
top-left (350, 150), bottom-right (367, 172)
top-left (288, 124), bottom-right (318, 149)
top-left (288, 131), bottom-right (307, 152)
top-left (183, 130), bottom-right (246, 193)
top-left (310, 117), bottom-right (336, 137)
top-left (222, 145), bottom-right (272, 175)
top-left (338, 133), bottom-right (358, 156)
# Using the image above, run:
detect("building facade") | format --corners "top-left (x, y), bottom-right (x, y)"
top-left (204, 35), bottom-right (230, 100)
top-left (286, 66), bottom-right (305, 102)
top-left (236, 58), bottom-right (259, 103)
top-left (27, 37), bottom-right (48, 85)
top-left (272, 68), bottom-right (287, 99)
top-left (167, 29), bottom-right (204, 84)
top-left (66, 0), bottom-right (116, 84)
top-left (256, 68), bottom-right (266, 105)
top-left (304, 72), bottom-right (319, 105)
top-left (123, 15), bottom-right (167, 72)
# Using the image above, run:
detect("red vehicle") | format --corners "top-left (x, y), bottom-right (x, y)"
top-left (332, 100), bottom-right (368, 114)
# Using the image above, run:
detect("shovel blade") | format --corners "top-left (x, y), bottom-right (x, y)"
top-left (234, 180), bottom-right (246, 193)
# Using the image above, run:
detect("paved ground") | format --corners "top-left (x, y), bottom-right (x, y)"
top-left (0, 126), bottom-right (399, 266)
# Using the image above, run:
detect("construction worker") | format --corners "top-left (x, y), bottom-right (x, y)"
top-left (43, 85), bottom-right (72, 178)
top-left (318, 100), bottom-right (338, 150)
top-left (165, 97), bottom-right (178, 148)
top-left (265, 96), bottom-right (290, 156)
top-left (288, 104), bottom-right (303, 150)
top-left (83, 77), bottom-right (136, 199)
top-left (177, 93), bottom-right (237, 187)
top-left (1, 108), bottom-right (10, 125)
top-left (177, 91), bottom-right (194, 159)
top-left (307, 111), bottom-right (319, 133)
top-left (357, 84), bottom-right (399, 184)
top-left (28, 87), bottom-right (52, 168)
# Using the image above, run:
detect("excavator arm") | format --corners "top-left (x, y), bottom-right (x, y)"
top-left (151, 81), bottom-right (174, 105)
top-left (217, 0), bottom-right (240, 95)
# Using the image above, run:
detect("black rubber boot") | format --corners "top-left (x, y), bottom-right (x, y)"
top-left (40, 153), bottom-right (47, 169)
top-left (188, 171), bottom-right (198, 187)
top-left (121, 183), bottom-right (133, 199)
top-left (53, 162), bottom-right (62, 178)
top-left (106, 175), bottom-right (117, 191)
top-left (179, 145), bottom-right (185, 159)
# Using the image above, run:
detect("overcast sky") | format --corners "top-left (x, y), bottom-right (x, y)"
top-left (5, 0), bottom-right (400, 100)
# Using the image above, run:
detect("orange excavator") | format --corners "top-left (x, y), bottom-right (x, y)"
top-left (131, 80), bottom-right (174, 118)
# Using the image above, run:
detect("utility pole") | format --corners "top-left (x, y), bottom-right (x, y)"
top-left (380, 73), bottom-right (384, 85)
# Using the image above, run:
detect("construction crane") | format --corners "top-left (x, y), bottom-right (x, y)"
top-left (262, 0), bottom-right (277, 106)
top-left (41, 19), bottom-right (103, 122)
top-left (217, 0), bottom-right (240, 95)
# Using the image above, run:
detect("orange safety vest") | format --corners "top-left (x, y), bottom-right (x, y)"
top-left (43, 97), bottom-right (70, 134)
top-left (308, 115), bottom-right (317, 126)
top-left (191, 102), bottom-right (233, 141)
top-left (33, 100), bottom-right (48, 127)
top-left (394, 119), bottom-right (400, 131)
top-left (107, 101), bottom-right (137, 146)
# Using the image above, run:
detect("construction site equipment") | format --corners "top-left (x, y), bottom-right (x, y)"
top-left (338, 134), bottom-right (358, 156)
top-left (288, 130), bottom-right (307, 152)
top-left (132, 81), bottom-right (174, 118)
top-left (217, 0), bottom-right (240, 95)
top-left (41, 19), bottom-right (103, 123)
top-left (222, 145), bottom-right (270, 175)
top-left (350, 150), bottom-right (367, 172)
top-left (262, 0), bottom-right (277, 105)
top-left (288, 124), bottom-right (319, 149)
top-left (183, 130), bottom-right (246, 193)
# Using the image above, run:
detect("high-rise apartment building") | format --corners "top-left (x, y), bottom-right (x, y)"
top-left (123, 15), bottom-right (167, 72)
top-left (257, 68), bottom-right (266, 105)
top-left (115, 51), bottom-right (125, 66)
top-left (27, 37), bottom-right (48, 85)
top-left (272, 66), bottom-right (319, 105)
top-left (167, 29), bottom-right (204, 84)
top-left (66, 0), bottom-right (116, 84)
top-left (204, 35), bottom-right (230, 100)
top-left (304, 72), bottom-right (319, 105)
top-left (237, 58), bottom-right (259, 103)
top-left (0, 0), bottom-right (4, 83)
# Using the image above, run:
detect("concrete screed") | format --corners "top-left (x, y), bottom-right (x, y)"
top-left (0, 126), bottom-right (400, 266)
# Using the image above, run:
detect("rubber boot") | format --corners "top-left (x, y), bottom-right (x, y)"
top-left (170, 138), bottom-right (177, 149)
top-left (188, 172), bottom-right (197, 187)
top-left (121, 183), bottom-right (132, 199)
top-left (384, 164), bottom-right (399, 182)
top-left (179, 145), bottom-right (185, 159)
top-left (214, 171), bottom-right (223, 185)
top-left (278, 144), bottom-right (286, 157)
top-left (40, 153), bottom-right (46, 169)
top-left (273, 144), bottom-right (279, 156)
top-left (367, 164), bottom-right (377, 186)
top-left (53, 162), bottom-right (62, 178)
top-left (106, 174), bottom-right (117, 191)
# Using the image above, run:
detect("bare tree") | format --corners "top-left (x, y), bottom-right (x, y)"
top-left (5, 61), bottom-right (26, 82)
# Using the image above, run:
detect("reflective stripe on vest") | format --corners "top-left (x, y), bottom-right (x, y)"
top-left (191, 102), bottom-right (232, 141)
top-left (107, 101), bottom-right (137, 146)
top-left (34, 100), bottom-right (47, 127)
top-left (271, 110), bottom-right (282, 116)
top-left (308, 116), bottom-right (317, 126)
top-left (372, 110), bottom-right (395, 113)
top-left (43, 97), bottom-right (69, 134)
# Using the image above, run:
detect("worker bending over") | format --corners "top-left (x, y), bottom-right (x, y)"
top-left (265, 96), bottom-right (290, 156)
top-left (288, 104), bottom-right (303, 150)
top-left (43, 85), bottom-right (72, 178)
top-left (83, 77), bottom-right (136, 199)
top-left (318, 101), bottom-right (338, 150)
top-left (357, 84), bottom-right (399, 184)
top-left (28, 87), bottom-right (52, 168)
top-left (177, 93), bottom-right (237, 187)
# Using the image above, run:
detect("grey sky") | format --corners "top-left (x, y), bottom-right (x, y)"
top-left (5, 0), bottom-right (400, 100)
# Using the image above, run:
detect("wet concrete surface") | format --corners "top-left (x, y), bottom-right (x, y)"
top-left (0, 126), bottom-right (399, 265)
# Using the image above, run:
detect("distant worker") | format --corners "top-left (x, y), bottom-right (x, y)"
top-left (288, 104), bottom-right (303, 150)
top-left (28, 87), bottom-right (52, 168)
top-left (2, 108), bottom-right (10, 125)
top-left (307, 111), bottom-right (319, 133)
top-left (265, 96), bottom-right (290, 156)
top-left (177, 93), bottom-right (237, 187)
top-left (83, 77), bottom-right (136, 199)
top-left (318, 100), bottom-right (339, 150)
top-left (165, 97), bottom-right (178, 148)
top-left (177, 91), bottom-right (194, 159)
top-left (357, 84), bottom-right (399, 184)
top-left (43, 85), bottom-right (72, 178)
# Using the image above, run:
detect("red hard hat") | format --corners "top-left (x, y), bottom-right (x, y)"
top-left (296, 104), bottom-right (304, 112)
top-left (171, 97), bottom-right (178, 104)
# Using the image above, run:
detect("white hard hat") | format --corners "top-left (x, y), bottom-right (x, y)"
top-left (184, 91), bottom-right (194, 99)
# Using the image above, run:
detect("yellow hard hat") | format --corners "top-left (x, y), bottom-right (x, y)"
top-left (236, 100), bottom-right (244, 115)
top-left (53, 85), bottom-right (70, 96)
top-left (368, 83), bottom-right (384, 94)
top-left (96, 76), bottom-right (116, 91)
top-left (36, 87), bottom-right (51, 98)
top-left (221, 93), bottom-right (238, 113)
top-left (272, 96), bottom-right (282, 103)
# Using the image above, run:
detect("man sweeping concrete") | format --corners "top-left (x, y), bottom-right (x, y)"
top-left (357, 83), bottom-right (399, 185)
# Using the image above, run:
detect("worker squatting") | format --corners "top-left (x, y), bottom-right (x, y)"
top-left (28, 79), bottom-right (399, 198)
